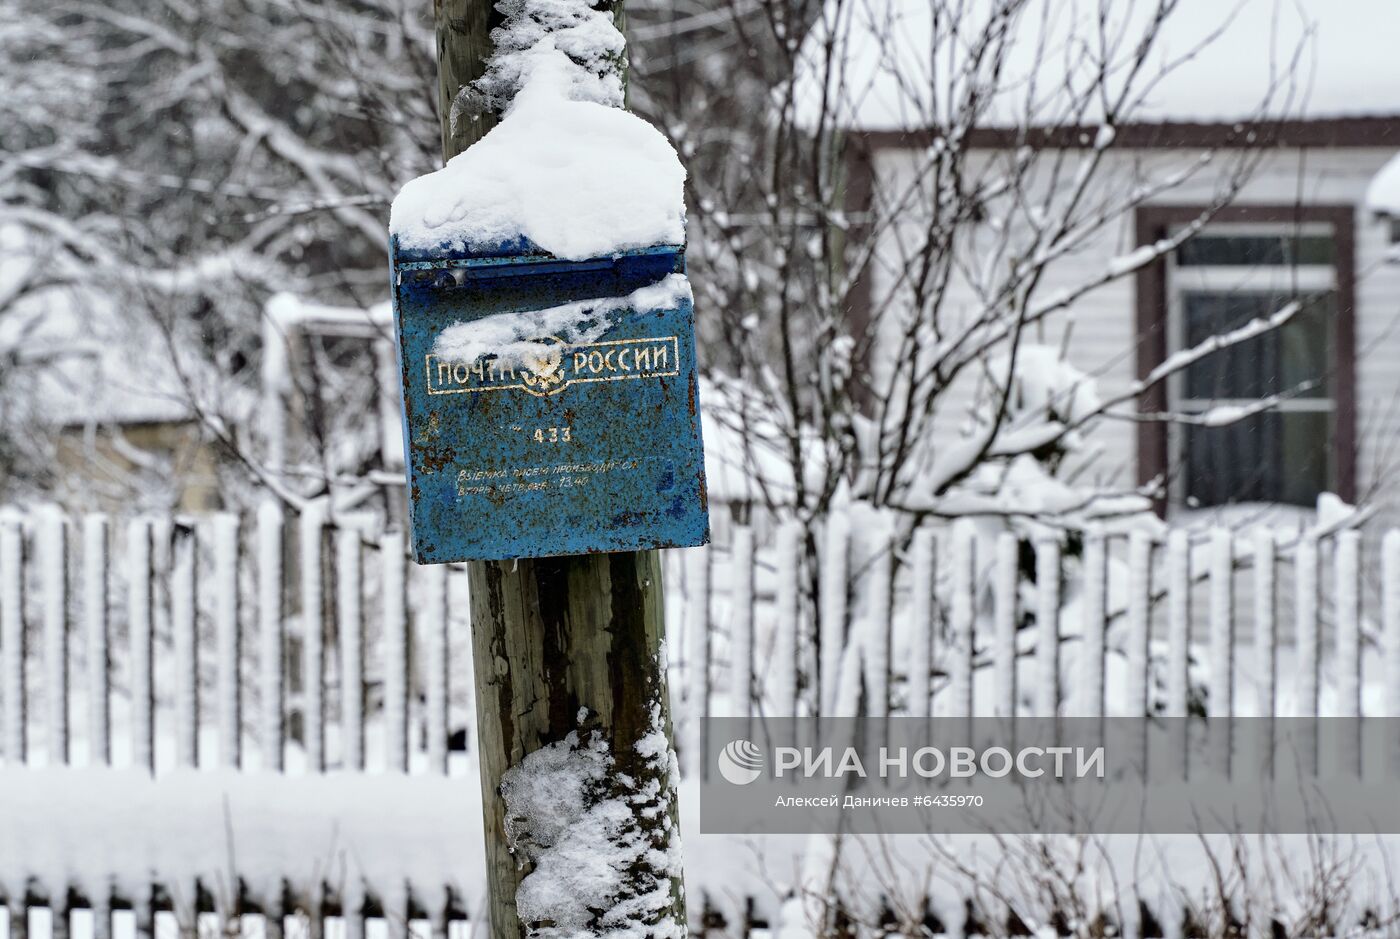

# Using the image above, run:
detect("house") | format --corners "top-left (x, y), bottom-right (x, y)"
top-left (0, 225), bottom-right (236, 513)
top-left (803, 0), bottom-right (1400, 533)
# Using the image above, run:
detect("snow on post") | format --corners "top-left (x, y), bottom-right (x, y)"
top-left (499, 716), bottom-right (685, 939)
top-left (992, 532), bottom-right (1018, 718)
top-left (337, 527), bottom-right (365, 772)
top-left (213, 512), bottom-right (242, 770)
top-left (127, 518), bottom-right (154, 775)
top-left (908, 526), bottom-right (935, 719)
top-left (82, 514), bottom-right (111, 767)
top-left (172, 522), bottom-right (199, 770)
top-left (728, 525), bottom-right (756, 720)
top-left (1033, 537), bottom-right (1061, 717)
top-left (1, 511), bottom-right (26, 765)
top-left (257, 499), bottom-right (285, 773)
top-left (38, 505), bottom-right (69, 766)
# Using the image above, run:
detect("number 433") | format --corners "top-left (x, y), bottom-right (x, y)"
top-left (533, 426), bottom-right (572, 444)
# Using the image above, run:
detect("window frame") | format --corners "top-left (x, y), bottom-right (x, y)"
top-left (1134, 205), bottom-right (1357, 515)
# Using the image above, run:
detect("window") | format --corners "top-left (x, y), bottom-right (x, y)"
top-left (1166, 224), bottom-right (1339, 508)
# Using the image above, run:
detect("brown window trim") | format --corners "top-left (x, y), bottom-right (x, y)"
top-left (1133, 204), bottom-right (1358, 516)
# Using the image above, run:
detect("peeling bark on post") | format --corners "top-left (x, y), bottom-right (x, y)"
top-left (431, 4), bottom-right (686, 936)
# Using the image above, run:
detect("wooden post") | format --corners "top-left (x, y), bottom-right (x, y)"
top-left (432, 3), bottom-right (686, 936)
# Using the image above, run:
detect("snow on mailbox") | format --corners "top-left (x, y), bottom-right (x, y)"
top-left (387, 71), bottom-right (709, 563)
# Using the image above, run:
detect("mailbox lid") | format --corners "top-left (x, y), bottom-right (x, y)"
top-left (392, 244), bottom-right (709, 563)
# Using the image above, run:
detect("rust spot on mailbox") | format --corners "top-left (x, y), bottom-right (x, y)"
top-left (391, 238), bottom-right (710, 563)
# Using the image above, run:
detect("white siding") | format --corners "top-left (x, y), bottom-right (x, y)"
top-left (871, 144), bottom-right (1400, 529)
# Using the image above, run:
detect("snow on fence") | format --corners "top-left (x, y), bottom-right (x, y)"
top-left (1, 502), bottom-right (1400, 939)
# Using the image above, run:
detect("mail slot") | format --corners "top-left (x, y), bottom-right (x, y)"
top-left (391, 237), bottom-right (710, 563)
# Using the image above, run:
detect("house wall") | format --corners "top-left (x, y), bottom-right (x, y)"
top-left (869, 143), bottom-right (1400, 539)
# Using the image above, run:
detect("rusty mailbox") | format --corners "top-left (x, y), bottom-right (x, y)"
top-left (390, 238), bottom-right (710, 563)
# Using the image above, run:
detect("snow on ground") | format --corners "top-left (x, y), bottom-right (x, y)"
top-left (390, 48), bottom-right (685, 260)
top-left (0, 765), bottom-right (483, 906)
top-left (793, 0), bottom-right (1400, 132)
top-left (5, 764), bottom-right (1397, 939)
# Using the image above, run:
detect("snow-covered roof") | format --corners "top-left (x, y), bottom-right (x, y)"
top-left (794, 0), bottom-right (1400, 133)
top-left (0, 225), bottom-right (250, 429)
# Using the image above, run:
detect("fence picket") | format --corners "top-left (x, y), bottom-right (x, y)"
top-left (993, 532), bottom-right (1017, 719)
top-left (1253, 529), bottom-right (1276, 719)
top-left (127, 519), bottom-right (154, 774)
top-left (1034, 538), bottom-right (1060, 718)
top-left (382, 530), bottom-right (408, 773)
top-left (948, 522), bottom-right (975, 718)
top-left (1294, 534), bottom-right (1320, 774)
top-left (1166, 530), bottom-right (1190, 778)
top-left (774, 523), bottom-right (801, 718)
top-left (908, 527), bottom-right (935, 718)
top-left (682, 544), bottom-right (709, 776)
top-left (685, 544), bottom-right (711, 736)
top-left (301, 507), bottom-right (328, 773)
top-left (421, 562), bottom-right (449, 776)
top-left (338, 528), bottom-right (365, 771)
top-left (819, 512), bottom-right (849, 714)
top-left (1125, 531), bottom-right (1152, 719)
top-left (1208, 528), bottom-right (1234, 776)
top-left (1334, 529), bottom-right (1361, 775)
top-left (39, 507), bottom-right (68, 765)
top-left (1384, 531), bottom-right (1400, 772)
top-left (863, 529), bottom-right (892, 719)
top-left (172, 522), bottom-right (199, 769)
top-left (729, 526), bottom-right (755, 719)
top-left (214, 513), bottom-right (242, 769)
top-left (258, 500), bottom-right (285, 773)
top-left (83, 515), bottom-right (110, 767)
top-left (1, 513), bottom-right (25, 765)
top-left (1080, 533), bottom-right (1107, 718)
top-left (1294, 534), bottom-right (1320, 718)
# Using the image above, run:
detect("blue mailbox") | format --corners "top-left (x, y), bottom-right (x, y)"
top-left (391, 237), bottom-right (710, 563)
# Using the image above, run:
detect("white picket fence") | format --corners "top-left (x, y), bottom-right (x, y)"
top-left (1, 502), bottom-right (1399, 939)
